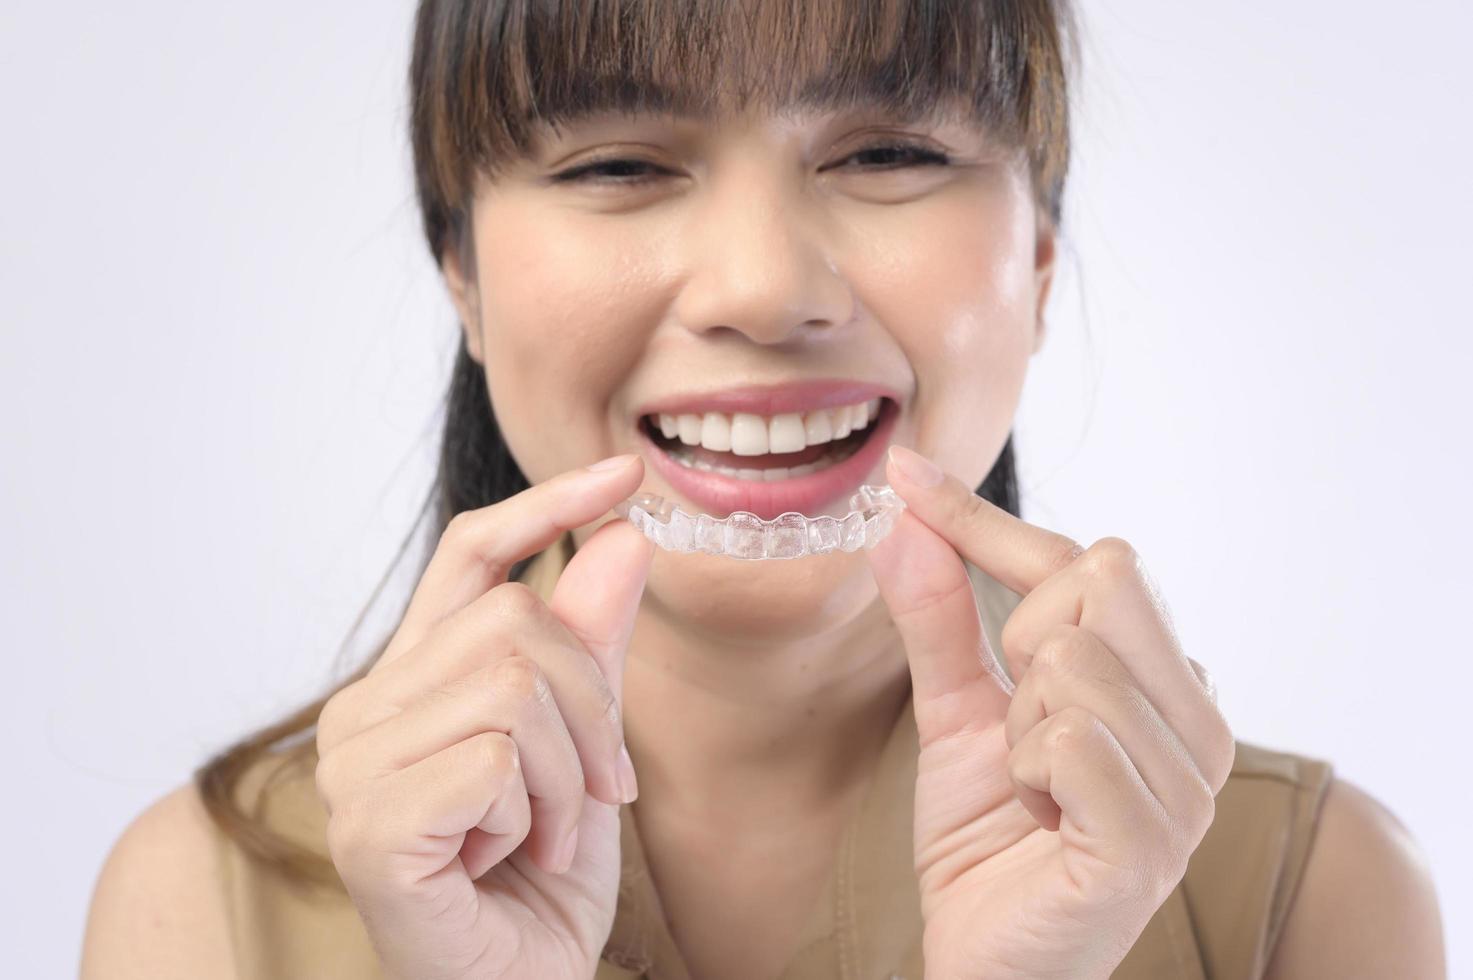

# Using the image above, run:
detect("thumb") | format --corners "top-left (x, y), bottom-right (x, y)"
top-left (866, 509), bottom-right (1014, 747)
top-left (547, 517), bottom-right (655, 708)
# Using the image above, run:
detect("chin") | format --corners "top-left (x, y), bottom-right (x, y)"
top-left (639, 547), bottom-right (881, 645)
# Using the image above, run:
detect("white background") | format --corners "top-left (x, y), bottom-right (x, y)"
top-left (3, 2), bottom-right (1467, 975)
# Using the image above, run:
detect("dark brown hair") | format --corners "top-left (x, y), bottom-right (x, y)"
top-left (196, 0), bottom-right (1077, 888)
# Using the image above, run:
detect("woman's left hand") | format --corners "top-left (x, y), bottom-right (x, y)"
top-left (866, 447), bottom-right (1236, 980)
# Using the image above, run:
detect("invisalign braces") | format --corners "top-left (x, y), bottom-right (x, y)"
top-left (611, 484), bottom-right (905, 560)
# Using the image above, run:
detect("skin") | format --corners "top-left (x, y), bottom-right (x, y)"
top-left (448, 99), bottom-right (1049, 825)
top-left (77, 102), bottom-right (1446, 979)
top-left (445, 105), bottom-right (1053, 974)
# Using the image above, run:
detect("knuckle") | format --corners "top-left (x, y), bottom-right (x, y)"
top-left (1190, 778), bottom-right (1218, 834)
top-left (1220, 724), bottom-right (1237, 768)
top-left (1208, 721), bottom-right (1237, 792)
top-left (494, 655), bottom-right (549, 705)
top-left (316, 688), bottom-right (355, 752)
top-left (486, 580), bottom-right (543, 621)
top-left (313, 752), bottom-right (342, 806)
top-left (1047, 705), bottom-right (1102, 753)
top-left (472, 731), bottom-right (518, 780)
top-left (1082, 536), bottom-right (1142, 582)
top-left (1161, 819), bottom-right (1204, 884)
top-left (1032, 625), bottom-right (1089, 677)
top-left (1189, 657), bottom-right (1221, 707)
top-left (440, 509), bottom-right (479, 547)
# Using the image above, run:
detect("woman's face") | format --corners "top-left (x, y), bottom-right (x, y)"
top-left (443, 102), bottom-right (1054, 643)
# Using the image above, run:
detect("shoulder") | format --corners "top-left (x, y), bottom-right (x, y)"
top-left (1172, 740), bottom-right (1334, 974)
top-left (1263, 774), bottom-right (1445, 979)
top-left (80, 781), bottom-right (238, 980)
top-left (1176, 740), bottom-right (1444, 979)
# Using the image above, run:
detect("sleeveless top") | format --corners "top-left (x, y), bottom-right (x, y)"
top-left (211, 534), bottom-right (1335, 979)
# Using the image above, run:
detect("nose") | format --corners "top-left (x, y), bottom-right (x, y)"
top-left (671, 161), bottom-right (854, 346)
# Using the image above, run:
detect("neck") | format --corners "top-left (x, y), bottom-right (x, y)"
top-left (620, 591), bottom-right (912, 826)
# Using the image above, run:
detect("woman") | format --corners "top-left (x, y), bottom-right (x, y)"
top-left (82, 1), bottom-right (1444, 977)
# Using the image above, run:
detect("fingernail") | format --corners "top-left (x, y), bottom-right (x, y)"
top-left (888, 445), bottom-right (944, 488)
top-left (586, 453), bottom-right (638, 473)
top-left (615, 742), bottom-right (639, 804)
top-left (555, 824), bottom-right (579, 874)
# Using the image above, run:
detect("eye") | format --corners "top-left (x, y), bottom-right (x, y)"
top-left (551, 157), bottom-right (670, 187)
top-left (833, 140), bottom-right (952, 172)
top-left (551, 140), bottom-right (951, 187)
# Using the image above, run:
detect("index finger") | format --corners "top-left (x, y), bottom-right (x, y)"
top-left (866, 509), bottom-right (1016, 743)
top-left (885, 445), bottom-right (1083, 596)
top-left (376, 453), bottom-right (644, 669)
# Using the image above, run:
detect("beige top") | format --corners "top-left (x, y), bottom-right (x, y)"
top-left (213, 536), bottom-right (1334, 979)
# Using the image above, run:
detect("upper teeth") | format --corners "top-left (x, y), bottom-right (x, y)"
top-left (653, 398), bottom-right (881, 456)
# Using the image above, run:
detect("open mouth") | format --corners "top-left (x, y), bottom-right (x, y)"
top-left (633, 396), bottom-right (899, 521)
top-left (638, 397), bottom-right (890, 481)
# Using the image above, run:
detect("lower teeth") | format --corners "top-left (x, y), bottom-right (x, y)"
top-left (665, 438), bottom-right (862, 480)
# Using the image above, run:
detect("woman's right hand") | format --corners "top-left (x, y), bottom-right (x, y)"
top-left (312, 454), bottom-right (654, 980)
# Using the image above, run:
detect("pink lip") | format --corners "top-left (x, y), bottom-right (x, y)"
top-left (632, 378), bottom-right (902, 420)
top-left (636, 398), bottom-right (900, 521)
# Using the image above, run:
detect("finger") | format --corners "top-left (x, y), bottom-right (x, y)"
top-left (332, 656), bottom-right (587, 875)
top-left (460, 746), bottom-right (533, 881)
top-left (328, 730), bottom-right (528, 891)
top-left (865, 508), bottom-right (1014, 746)
top-left (378, 454), bottom-right (645, 667)
top-left (1008, 705), bottom-right (1165, 881)
top-left (548, 516), bottom-right (656, 708)
top-left (332, 637), bottom-right (629, 812)
top-left (884, 445), bottom-right (1083, 596)
top-left (1004, 625), bottom-right (1214, 822)
top-left (1187, 657), bottom-right (1217, 705)
top-left (319, 580), bottom-right (623, 786)
top-left (999, 538), bottom-right (1234, 793)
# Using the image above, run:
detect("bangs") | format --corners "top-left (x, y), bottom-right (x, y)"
top-left (411, 0), bottom-right (1073, 252)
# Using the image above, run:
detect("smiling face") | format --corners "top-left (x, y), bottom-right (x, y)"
top-left (437, 100), bottom-right (1055, 642)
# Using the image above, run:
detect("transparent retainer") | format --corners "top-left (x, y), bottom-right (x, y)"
top-left (610, 484), bottom-right (906, 560)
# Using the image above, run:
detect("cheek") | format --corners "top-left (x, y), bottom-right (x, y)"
top-left (471, 201), bottom-right (653, 481)
top-left (856, 175), bottom-right (1038, 488)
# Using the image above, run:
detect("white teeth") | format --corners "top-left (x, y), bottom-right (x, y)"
top-left (650, 398), bottom-right (883, 454)
top-left (768, 413), bottom-right (807, 453)
top-left (677, 413), bottom-right (703, 445)
top-left (832, 404), bottom-right (852, 439)
top-left (663, 434), bottom-right (864, 478)
top-left (700, 411), bottom-right (732, 451)
top-left (729, 413), bottom-right (769, 456)
top-left (803, 409), bottom-right (833, 446)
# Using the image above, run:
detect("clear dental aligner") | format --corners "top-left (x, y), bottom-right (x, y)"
top-left (611, 484), bottom-right (906, 560)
